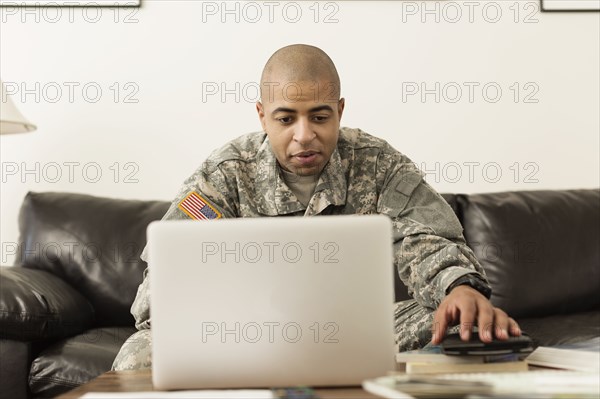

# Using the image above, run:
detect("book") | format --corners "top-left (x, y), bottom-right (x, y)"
top-left (396, 346), bottom-right (485, 364)
top-left (526, 339), bottom-right (600, 372)
top-left (406, 359), bottom-right (528, 374)
top-left (363, 370), bottom-right (600, 398)
top-left (397, 346), bottom-right (523, 362)
top-left (437, 370), bottom-right (600, 396)
top-left (396, 345), bottom-right (526, 374)
top-left (362, 375), bottom-right (494, 398)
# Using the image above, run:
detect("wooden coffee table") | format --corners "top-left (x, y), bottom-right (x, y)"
top-left (56, 370), bottom-right (379, 398)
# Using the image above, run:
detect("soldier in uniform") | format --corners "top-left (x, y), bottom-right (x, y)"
top-left (112, 44), bottom-right (521, 370)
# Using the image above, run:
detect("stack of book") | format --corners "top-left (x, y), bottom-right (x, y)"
top-left (395, 345), bottom-right (529, 375)
top-left (363, 340), bottom-right (600, 398)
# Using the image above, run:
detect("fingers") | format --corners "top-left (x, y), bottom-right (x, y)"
top-left (430, 285), bottom-right (521, 347)
top-left (431, 304), bottom-right (449, 345)
top-left (458, 300), bottom-right (476, 341)
top-left (497, 314), bottom-right (521, 338)
top-left (509, 318), bottom-right (522, 336)
top-left (476, 305), bottom-right (494, 343)
top-left (483, 309), bottom-right (522, 341)
top-left (432, 299), bottom-right (462, 344)
top-left (492, 308), bottom-right (510, 340)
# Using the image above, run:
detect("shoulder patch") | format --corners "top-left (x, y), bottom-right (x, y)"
top-left (178, 192), bottom-right (222, 220)
top-left (395, 171), bottom-right (422, 196)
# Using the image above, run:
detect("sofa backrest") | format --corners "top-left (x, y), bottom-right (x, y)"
top-left (14, 189), bottom-right (600, 326)
top-left (458, 189), bottom-right (600, 318)
top-left (15, 192), bottom-right (169, 327)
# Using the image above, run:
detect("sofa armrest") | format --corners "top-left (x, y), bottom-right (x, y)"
top-left (0, 339), bottom-right (31, 399)
top-left (0, 267), bottom-right (94, 341)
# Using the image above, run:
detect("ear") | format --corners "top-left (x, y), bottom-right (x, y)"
top-left (337, 98), bottom-right (345, 121)
top-left (256, 101), bottom-right (267, 131)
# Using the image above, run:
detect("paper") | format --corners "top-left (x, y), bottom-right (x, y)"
top-left (81, 390), bottom-right (274, 398)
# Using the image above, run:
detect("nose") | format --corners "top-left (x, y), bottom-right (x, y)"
top-left (293, 118), bottom-right (315, 145)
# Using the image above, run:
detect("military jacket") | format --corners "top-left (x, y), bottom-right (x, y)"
top-left (132, 127), bottom-right (490, 330)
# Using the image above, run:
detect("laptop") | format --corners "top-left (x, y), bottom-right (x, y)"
top-left (148, 214), bottom-right (396, 390)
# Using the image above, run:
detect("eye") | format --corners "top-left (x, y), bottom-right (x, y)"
top-left (277, 116), bottom-right (293, 125)
top-left (312, 115), bottom-right (329, 123)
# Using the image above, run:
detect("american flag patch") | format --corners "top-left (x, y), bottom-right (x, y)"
top-left (178, 192), bottom-right (222, 220)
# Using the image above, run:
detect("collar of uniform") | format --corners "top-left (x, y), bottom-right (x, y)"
top-left (304, 147), bottom-right (347, 216)
top-left (255, 137), bottom-right (347, 216)
top-left (255, 137), bottom-right (304, 216)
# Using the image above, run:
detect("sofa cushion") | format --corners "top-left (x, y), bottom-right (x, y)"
top-left (517, 310), bottom-right (600, 347)
top-left (0, 267), bottom-right (94, 341)
top-left (15, 192), bottom-right (170, 327)
top-left (28, 326), bottom-right (137, 398)
top-left (458, 189), bottom-right (600, 318)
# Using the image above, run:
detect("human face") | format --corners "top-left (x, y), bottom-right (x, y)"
top-left (256, 79), bottom-right (345, 176)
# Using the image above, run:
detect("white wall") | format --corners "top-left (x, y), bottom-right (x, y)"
top-left (1, 1), bottom-right (599, 265)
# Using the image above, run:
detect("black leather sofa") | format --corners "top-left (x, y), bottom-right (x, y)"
top-left (1, 189), bottom-right (599, 398)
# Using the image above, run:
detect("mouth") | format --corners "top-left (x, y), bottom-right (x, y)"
top-left (291, 151), bottom-right (320, 167)
top-left (293, 150), bottom-right (318, 158)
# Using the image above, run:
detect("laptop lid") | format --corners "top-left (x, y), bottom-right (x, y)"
top-left (148, 214), bottom-right (396, 390)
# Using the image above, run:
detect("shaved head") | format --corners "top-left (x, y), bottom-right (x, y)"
top-left (256, 44), bottom-right (345, 176)
top-left (260, 44), bottom-right (340, 102)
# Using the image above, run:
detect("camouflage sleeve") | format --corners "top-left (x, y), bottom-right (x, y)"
top-left (131, 160), bottom-right (237, 330)
top-left (377, 150), bottom-right (489, 310)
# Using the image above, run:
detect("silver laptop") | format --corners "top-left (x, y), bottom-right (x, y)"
top-left (148, 215), bottom-right (396, 390)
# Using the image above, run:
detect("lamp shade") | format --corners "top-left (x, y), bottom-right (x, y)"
top-left (1, 80), bottom-right (37, 134)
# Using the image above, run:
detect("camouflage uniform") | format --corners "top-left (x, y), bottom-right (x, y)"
top-left (112, 127), bottom-right (489, 370)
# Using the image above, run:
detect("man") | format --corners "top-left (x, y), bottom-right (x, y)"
top-left (112, 44), bottom-right (520, 370)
